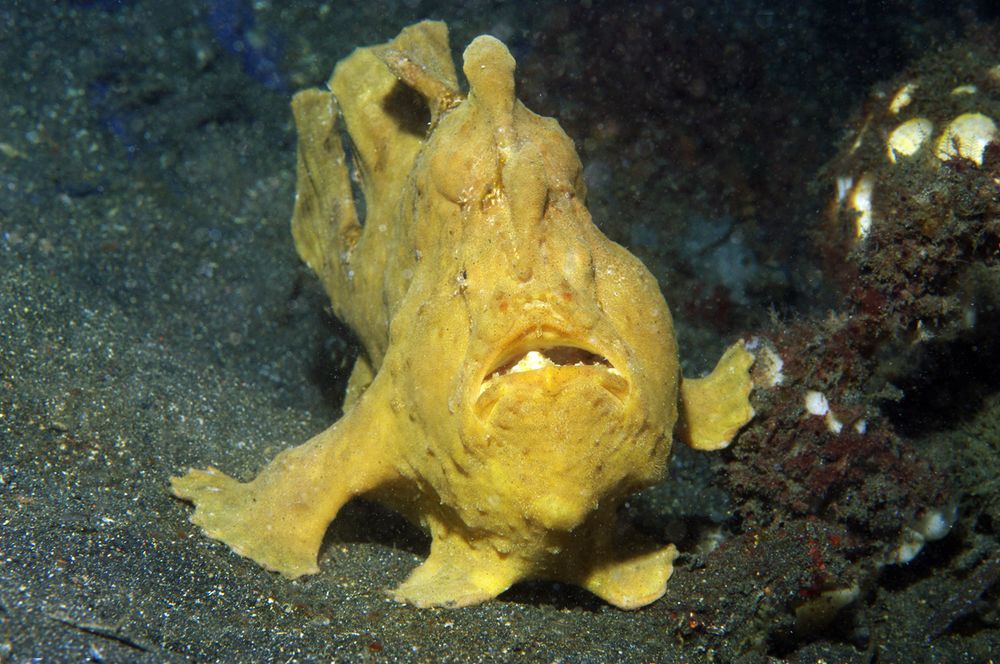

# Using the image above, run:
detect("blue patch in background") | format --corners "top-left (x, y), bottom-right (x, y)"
top-left (205, 0), bottom-right (287, 92)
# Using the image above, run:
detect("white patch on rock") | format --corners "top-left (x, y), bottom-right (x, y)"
top-left (804, 390), bottom-right (829, 416)
top-left (935, 113), bottom-right (998, 166)
top-left (886, 117), bottom-right (933, 163)
top-left (888, 505), bottom-right (957, 564)
top-left (804, 390), bottom-right (843, 433)
top-left (950, 84), bottom-right (977, 95)
top-left (889, 82), bottom-right (917, 114)
top-left (746, 337), bottom-right (784, 387)
top-left (849, 174), bottom-right (874, 240)
top-left (835, 176), bottom-right (853, 204)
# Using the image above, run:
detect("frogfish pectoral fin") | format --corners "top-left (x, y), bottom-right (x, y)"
top-left (677, 341), bottom-right (755, 451)
top-left (170, 379), bottom-right (400, 578)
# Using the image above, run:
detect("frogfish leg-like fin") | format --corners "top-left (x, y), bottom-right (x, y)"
top-left (559, 509), bottom-right (677, 610)
top-left (577, 544), bottom-right (678, 610)
top-left (677, 341), bottom-right (755, 451)
top-left (390, 523), bottom-right (526, 608)
top-left (170, 374), bottom-right (401, 579)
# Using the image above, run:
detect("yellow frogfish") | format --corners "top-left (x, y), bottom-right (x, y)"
top-left (171, 20), bottom-right (754, 609)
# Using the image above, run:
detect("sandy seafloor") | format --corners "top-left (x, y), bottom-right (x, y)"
top-left (2, 1), bottom-right (999, 661)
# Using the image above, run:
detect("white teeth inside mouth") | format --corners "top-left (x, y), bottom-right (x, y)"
top-left (474, 345), bottom-right (630, 410)
top-left (483, 346), bottom-right (619, 385)
top-left (507, 350), bottom-right (552, 374)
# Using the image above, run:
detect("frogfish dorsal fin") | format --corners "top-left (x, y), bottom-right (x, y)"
top-left (291, 20), bottom-right (460, 351)
top-left (374, 22), bottom-right (463, 125)
top-left (330, 20), bottom-right (459, 205)
top-left (462, 36), bottom-right (516, 148)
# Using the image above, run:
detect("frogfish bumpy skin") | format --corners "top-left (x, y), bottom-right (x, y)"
top-left (171, 21), bottom-right (755, 609)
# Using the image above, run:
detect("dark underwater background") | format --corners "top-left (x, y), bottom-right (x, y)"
top-left (1, 0), bottom-right (998, 660)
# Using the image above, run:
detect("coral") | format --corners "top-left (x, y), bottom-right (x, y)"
top-left (729, 320), bottom-right (947, 542)
top-left (819, 32), bottom-right (1000, 339)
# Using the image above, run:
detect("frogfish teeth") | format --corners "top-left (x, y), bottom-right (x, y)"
top-left (170, 20), bottom-right (755, 610)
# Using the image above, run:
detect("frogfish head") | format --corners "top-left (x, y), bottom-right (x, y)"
top-left (409, 35), bottom-right (681, 532)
